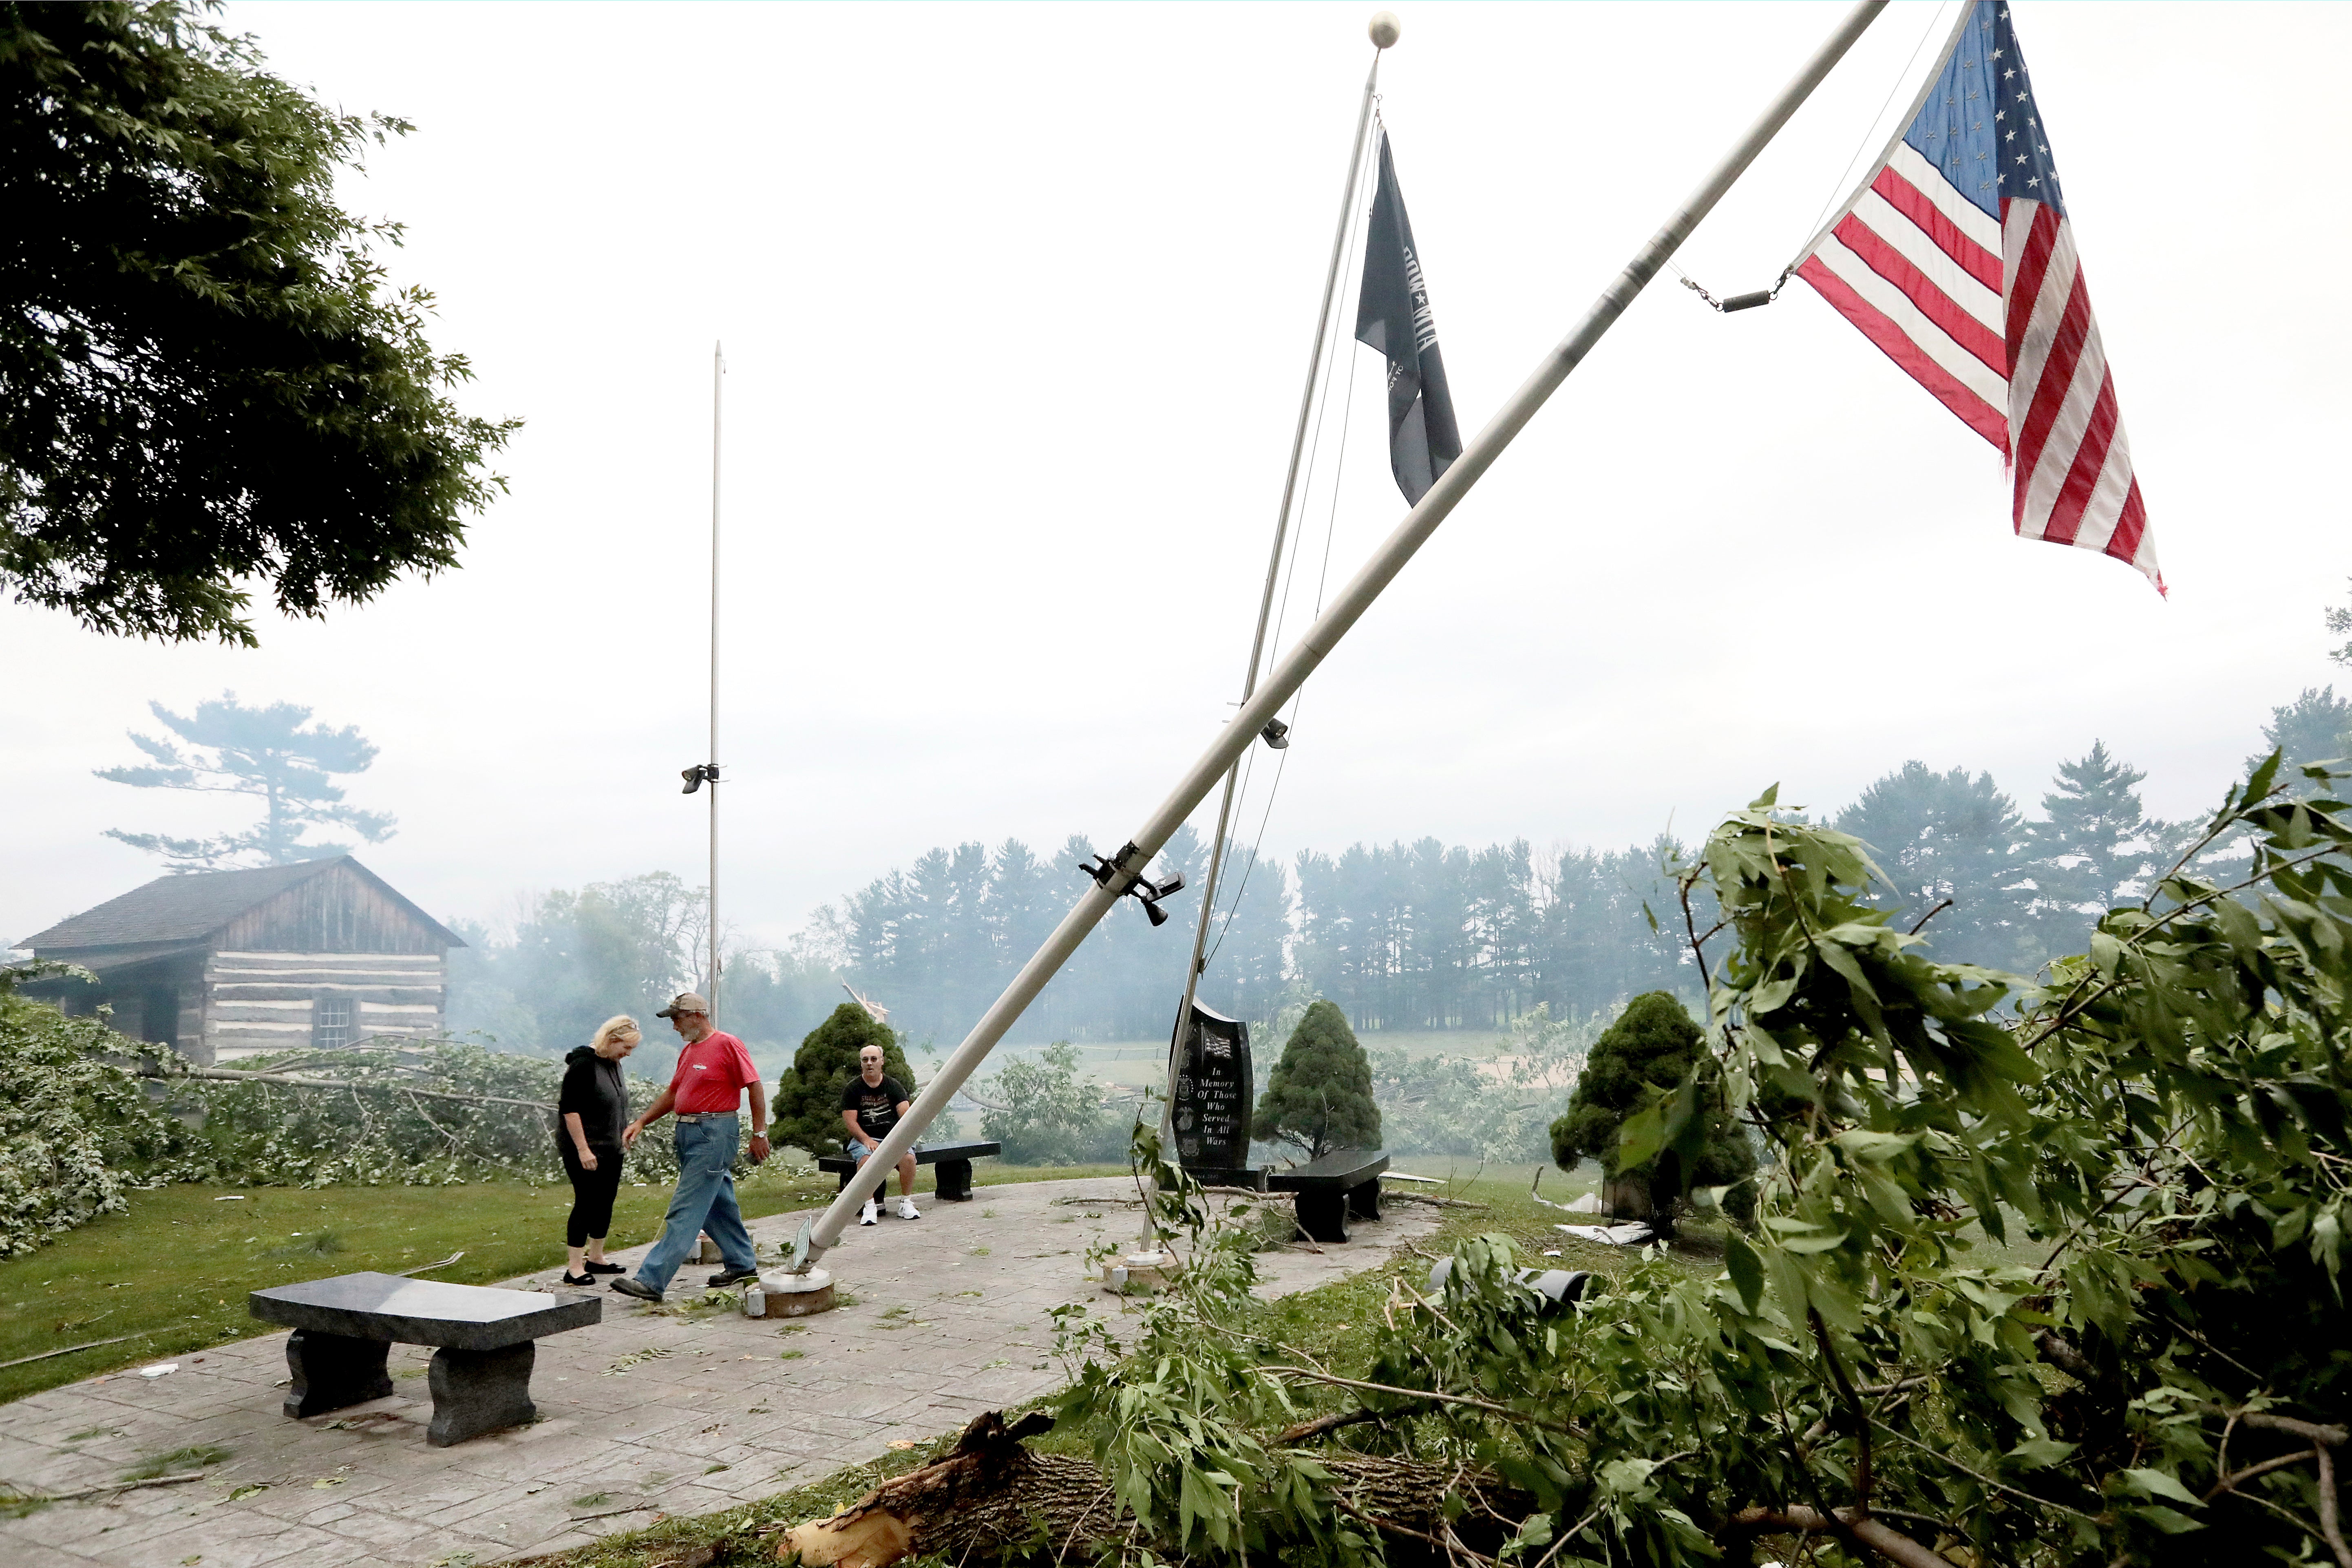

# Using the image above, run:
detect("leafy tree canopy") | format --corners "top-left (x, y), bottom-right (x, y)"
top-left (95, 691), bottom-right (393, 869)
top-left (1048, 755), bottom-right (2352, 1568)
top-left (0, 0), bottom-right (515, 645)
top-left (976, 1041), bottom-right (1129, 1166)
top-left (1250, 997), bottom-right (1380, 1160)
top-left (771, 1002), bottom-right (915, 1156)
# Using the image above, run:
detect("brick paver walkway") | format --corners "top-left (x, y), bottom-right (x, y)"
top-left (0, 1177), bottom-right (1432, 1568)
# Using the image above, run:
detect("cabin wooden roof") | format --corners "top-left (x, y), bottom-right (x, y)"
top-left (19, 857), bottom-right (463, 954)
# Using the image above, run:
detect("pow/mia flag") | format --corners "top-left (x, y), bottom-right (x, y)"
top-left (1354, 131), bottom-right (1461, 506)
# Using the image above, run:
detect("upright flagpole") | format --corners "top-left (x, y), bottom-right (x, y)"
top-left (793, 0), bottom-right (1890, 1272)
top-left (709, 342), bottom-right (723, 1009)
top-left (1161, 18), bottom-right (1392, 1171)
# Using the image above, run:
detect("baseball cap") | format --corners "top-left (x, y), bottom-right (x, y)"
top-left (656, 992), bottom-right (710, 1018)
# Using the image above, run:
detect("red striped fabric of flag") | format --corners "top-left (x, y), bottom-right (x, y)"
top-left (1793, 1), bottom-right (2161, 594)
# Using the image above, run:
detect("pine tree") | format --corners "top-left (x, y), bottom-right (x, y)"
top-left (771, 1003), bottom-right (917, 1156)
top-left (1833, 762), bottom-right (2027, 967)
top-left (2025, 743), bottom-right (2162, 944)
top-left (95, 692), bottom-right (395, 870)
top-left (1250, 999), bottom-right (1380, 1160)
top-left (2248, 687), bottom-right (2352, 778)
top-left (1550, 991), bottom-right (1754, 1232)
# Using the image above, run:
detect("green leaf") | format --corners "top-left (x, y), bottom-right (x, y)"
top-left (2121, 1468), bottom-right (2203, 1508)
top-left (2129, 1505), bottom-right (2206, 1535)
top-left (2006, 1436), bottom-right (2077, 1470)
top-left (1832, 1129), bottom-right (1919, 1163)
top-left (1724, 1230), bottom-right (1765, 1314)
top-left (2246, 749), bottom-right (2284, 802)
top-left (1614, 1101), bottom-right (1665, 1173)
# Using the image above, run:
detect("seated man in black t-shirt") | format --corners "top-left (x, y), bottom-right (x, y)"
top-left (839, 1045), bottom-right (921, 1224)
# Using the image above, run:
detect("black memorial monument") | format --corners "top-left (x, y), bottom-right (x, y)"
top-left (1172, 1000), bottom-right (1264, 1190)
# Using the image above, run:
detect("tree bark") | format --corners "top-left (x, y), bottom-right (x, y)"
top-left (1721, 1505), bottom-right (1947, 1568)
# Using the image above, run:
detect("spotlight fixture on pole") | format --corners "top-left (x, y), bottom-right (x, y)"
top-left (680, 763), bottom-right (718, 795)
top-left (1078, 848), bottom-right (1186, 928)
top-left (1259, 718), bottom-right (1291, 750)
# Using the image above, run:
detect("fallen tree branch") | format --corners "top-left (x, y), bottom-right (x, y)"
top-left (2235, 1411), bottom-right (2351, 1448)
top-left (396, 1252), bottom-right (466, 1277)
top-left (11, 1469), bottom-right (212, 1503)
top-left (1331, 1490), bottom-right (1497, 1567)
top-left (2319, 1444), bottom-right (2352, 1568)
top-left (0, 1332), bottom-right (145, 1370)
top-left (1723, 1504), bottom-right (1947, 1568)
top-left (780, 1408), bottom-right (1537, 1567)
top-left (569, 1502), bottom-right (666, 1522)
top-left (1258, 1367), bottom-right (1586, 1440)
top-left (1274, 1407), bottom-right (1386, 1446)
top-left (147, 1066), bottom-right (553, 1112)
top-left (1541, 1451), bottom-right (1697, 1568)
top-left (2206, 1447), bottom-right (2320, 1503)
top-left (2036, 1330), bottom-right (2100, 1386)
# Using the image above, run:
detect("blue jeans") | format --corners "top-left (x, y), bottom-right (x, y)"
top-left (634, 1114), bottom-right (757, 1292)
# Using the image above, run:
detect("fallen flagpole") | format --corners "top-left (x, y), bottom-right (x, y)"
top-left (793, 0), bottom-right (1890, 1272)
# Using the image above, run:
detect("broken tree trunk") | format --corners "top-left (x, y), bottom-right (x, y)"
top-left (779, 1409), bottom-right (1534, 1568)
top-left (779, 1411), bottom-right (1113, 1567)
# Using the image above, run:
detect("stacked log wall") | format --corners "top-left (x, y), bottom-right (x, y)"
top-left (205, 950), bottom-right (448, 1060)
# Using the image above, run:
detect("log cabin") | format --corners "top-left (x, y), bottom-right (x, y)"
top-left (15, 857), bottom-right (464, 1067)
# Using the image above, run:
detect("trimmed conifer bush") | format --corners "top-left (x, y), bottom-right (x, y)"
top-left (1550, 989), bottom-right (1753, 1230)
top-left (771, 1003), bottom-right (917, 1155)
top-left (1250, 998), bottom-right (1380, 1160)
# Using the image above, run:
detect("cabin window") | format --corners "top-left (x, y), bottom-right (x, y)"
top-left (314, 996), bottom-right (354, 1049)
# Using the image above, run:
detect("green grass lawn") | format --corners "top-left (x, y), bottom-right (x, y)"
top-left (0, 1157), bottom-right (1150, 1405)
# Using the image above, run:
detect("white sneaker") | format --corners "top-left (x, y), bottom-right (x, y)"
top-left (896, 1197), bottom-right (920, 1221)
top-left (860, 1199), bottom-right (879, 1226)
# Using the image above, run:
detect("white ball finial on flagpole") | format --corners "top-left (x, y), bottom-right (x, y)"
top-left (1369, 11), bottom-right (1401, 49)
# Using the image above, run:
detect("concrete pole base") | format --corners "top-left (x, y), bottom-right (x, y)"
top-left (1102, 1252), bottom-right (1183, 1295)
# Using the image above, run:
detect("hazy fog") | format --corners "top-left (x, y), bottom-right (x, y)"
top-left (7, 2), bottom-right (2344, 952)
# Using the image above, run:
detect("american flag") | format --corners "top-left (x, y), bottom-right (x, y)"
top-left (1793, 1), bottom-right (2160, 594)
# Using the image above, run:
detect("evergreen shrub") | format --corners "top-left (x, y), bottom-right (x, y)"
top-left (1550, 989), bottom-right (1754, 1229)
top-left (1250, 998), bottom-right (1380, 1160)
top-left (772, 1003), bottom-right (916, 1155)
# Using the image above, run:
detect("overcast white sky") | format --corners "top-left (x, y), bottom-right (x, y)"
top-left (7, 2), bottom-right (2347, 954)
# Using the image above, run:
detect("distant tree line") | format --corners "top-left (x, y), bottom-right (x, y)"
top-left (445, 871), bottom-right (840, 1075)
top-left (804, 822), bottom-right (1290, 1048)
top-left (445, 688), bottom-right (2352, 1062)
top-left (813, 687), bottom-right (2352, 1045)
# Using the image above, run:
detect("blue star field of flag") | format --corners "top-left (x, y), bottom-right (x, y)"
top-left (1902, 2), bottom-right (2065, 220)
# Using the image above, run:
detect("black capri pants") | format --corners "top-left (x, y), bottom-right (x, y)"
top-left (559, 1140), bottom-right (624, 1247)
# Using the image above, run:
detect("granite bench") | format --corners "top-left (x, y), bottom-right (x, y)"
top-left (1267, 1148), bottom-right (1389, 1243)
top-left (250, 1272), bottom-right (601, 1447)
top-left (817, 1139), bottom-right (1002, 1202)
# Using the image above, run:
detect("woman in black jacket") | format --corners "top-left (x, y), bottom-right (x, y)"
top-left (557, 1015), bottom-right (640, 1285)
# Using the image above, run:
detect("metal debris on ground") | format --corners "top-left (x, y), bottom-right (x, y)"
top-left (1554, 1222), bottom-right (1654, 1247)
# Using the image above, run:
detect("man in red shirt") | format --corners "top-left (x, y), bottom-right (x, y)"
top-left (610, 992), bottom-right (770, 1302)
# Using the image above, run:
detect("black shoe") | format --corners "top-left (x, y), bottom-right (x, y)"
top-left (583, 1259), bottom-right (625, 1275)
top-left (560, 1271), bottom-right (595, 1287)
top-left (609, 1276), bottom-right (663, 1303)
top-left (707, 1266), bottom-right (760, 1289)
